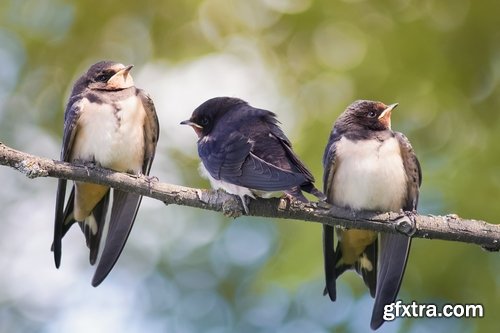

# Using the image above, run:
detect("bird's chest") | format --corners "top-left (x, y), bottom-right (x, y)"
top-left (72, 96), bottom-right (145, 173)
top-left (333, 136), bottom-right (407, 211)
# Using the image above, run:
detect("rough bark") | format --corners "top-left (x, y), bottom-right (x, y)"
top-left (1, 142), bottom-right (499, 251)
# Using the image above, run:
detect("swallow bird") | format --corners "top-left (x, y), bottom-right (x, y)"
top-left (181, 97), bottom-right (325, 213)
top-left (53, 61), bottom-right (159, 286)
top-left (322, 100), bottom-right (421, 329)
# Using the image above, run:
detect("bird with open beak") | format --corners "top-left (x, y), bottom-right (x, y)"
top-left (322, 100), bottom-right (421, 329)
top-left (181, 97), bottom-right (325, 213)
top-left (53, 61), bottom-right (159, 286)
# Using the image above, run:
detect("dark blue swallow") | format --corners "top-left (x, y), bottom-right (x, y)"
top-left (322, 100), bottom-right (421, 329)
top-left (181, 97), bottom-right (325, 212)
top-left (53, 61), bottom-right (159, 286)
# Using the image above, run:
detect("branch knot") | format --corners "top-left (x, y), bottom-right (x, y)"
top-left (16, 159), bottom-right (49, 178)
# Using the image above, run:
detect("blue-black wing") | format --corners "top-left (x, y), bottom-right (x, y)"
top-left (199, 130), bottom-right (308, 191)
top-left (322, 128), bottom-right (341, 301)
top-left (53, 96), bottom-right (87, 267)
top-left (263, 113), bottom-right (315, 182)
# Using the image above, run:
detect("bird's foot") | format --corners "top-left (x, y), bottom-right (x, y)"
top-left (277, 192), bottom-right (311, 213)
top-left (142, 174), bottom-right (159, 182)
top-left (73, 159), bottom-right (97, 168)
top-left (314, 200), bottom-right (332, 210)
top-left (395, 210), bottom-right (417, 236)
top-left (73, 159), bottom-right (98, 176)
top-left (284, 188), bottom-right (309, 204)
top-left (139, 174), bottom-right (159, 193)
top-left (221, 193), bottom-right (247, 218)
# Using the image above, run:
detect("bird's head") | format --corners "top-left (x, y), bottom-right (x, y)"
top-left (340, 100), bottom-right (398, 132)
top-left (180, 97), bottom-right (247, 138)
top-left (84, 61), bottom-right (135, 91)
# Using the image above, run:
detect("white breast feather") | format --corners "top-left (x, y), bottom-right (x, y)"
top-left (333, 136), bottom-right (407, 211)
top-left (71, 96), bottom-right (145, 173)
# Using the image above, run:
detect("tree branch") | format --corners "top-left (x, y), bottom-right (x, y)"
top-left (1, 142), bottom-right (499, 251)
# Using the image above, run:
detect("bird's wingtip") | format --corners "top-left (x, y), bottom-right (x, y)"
top-left (370, 317), bottom-right (384, 330)
top-left (91, 275), bottom-right (104, 287)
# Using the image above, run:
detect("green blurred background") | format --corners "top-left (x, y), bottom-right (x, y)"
top-left (0, 0), bottom-right (499, 332)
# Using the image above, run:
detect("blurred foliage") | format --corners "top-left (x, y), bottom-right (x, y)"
top-left (1, 0), bottom-right (500, 332)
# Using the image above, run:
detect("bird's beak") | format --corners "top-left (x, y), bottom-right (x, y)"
top-left (107, 64), bottom-right (135, 89)
top-left (378, 103), bottom-right (398, 129)
top-left (181, 119), bottom-right (204, 138)
top-left (378, 103), bottom-right (398, 119)
top-left (180, 120), bottom-right (203, 128)
top-left (118, 64), bottom-right (134, 75)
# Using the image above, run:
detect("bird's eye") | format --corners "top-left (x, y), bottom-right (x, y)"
top-left (367, 111), bottom-right (377, 118)
top-left (199, 117), bottom-right (209, 126)
top-left (96, 72), bottom-right (113, 82)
